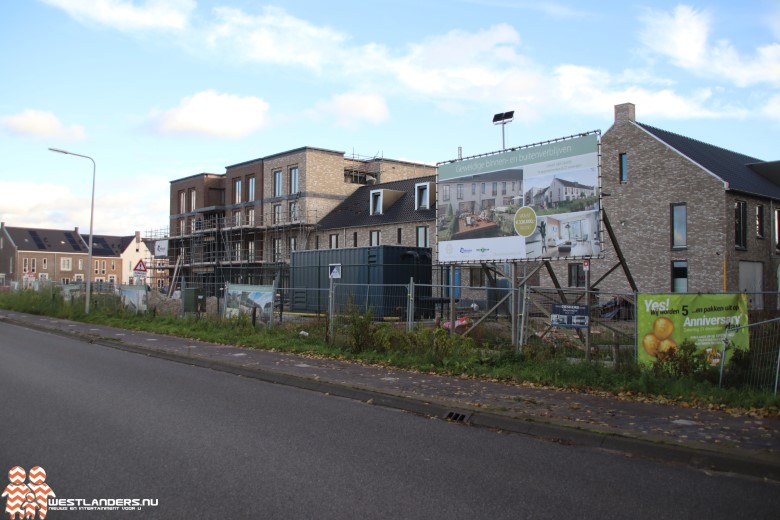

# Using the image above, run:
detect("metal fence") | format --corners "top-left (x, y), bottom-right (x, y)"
top-left (723, 318), bottom-right (780, 395)
top-left (4, 280), bottom-right (779, 393)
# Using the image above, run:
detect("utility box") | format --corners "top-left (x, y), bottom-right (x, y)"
top-left (290, 245), bottom-right (432, 318)
top-left (182, 287), bottom-right (205, 313)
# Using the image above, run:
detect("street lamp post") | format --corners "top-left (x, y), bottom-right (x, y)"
top-left (49, 147), bottom-right (96, 314)
top-left (492, 111), bottom-right (515, 151)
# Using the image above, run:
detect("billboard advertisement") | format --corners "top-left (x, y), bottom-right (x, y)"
top-left (224, 283), bottom-right (276, 321)
top-left (636, 293), bottom-right (749, 367)
top-left (437, 133), bottom-right (600, 263)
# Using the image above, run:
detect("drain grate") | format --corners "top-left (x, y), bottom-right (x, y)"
top-left (444, 411), bottom-right (471, 423)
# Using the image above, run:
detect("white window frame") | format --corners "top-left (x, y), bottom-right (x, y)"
top-left (370, 190), bottom-right (383, 215)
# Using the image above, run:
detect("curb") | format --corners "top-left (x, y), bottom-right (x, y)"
top-left (4, 314), bottom-right (780, 482)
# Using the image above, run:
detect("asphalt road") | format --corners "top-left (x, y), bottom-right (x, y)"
top-left (1, 321), bottom-right (779, 519)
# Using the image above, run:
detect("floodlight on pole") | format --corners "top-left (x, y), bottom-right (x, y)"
top-left (48, 147), bottom-right (96, 315)
top-left (492, 111), bottom-right (515, 151)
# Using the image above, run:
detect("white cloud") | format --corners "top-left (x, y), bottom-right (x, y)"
top-left (639, 5), bottom-right (780, 87)
top-left (552, 64), bottom-right (742, 120)
top-left (150, 90), bottom-right (271, 138)
top-left (206, 6), bottom-right (346, 70)
top-left (41, 0), bottom-right (194, 31)
top-left (763, 94), bottom-right (780, 120)
top-left (0, 110), bottom-right (86, 140)
top-left (310, 92), bottom-right (389, 128)
top-left (0, 177), bottom-right (170, 236)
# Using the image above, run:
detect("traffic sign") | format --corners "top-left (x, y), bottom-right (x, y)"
top-left (133, 259), bottom-right (147, 273)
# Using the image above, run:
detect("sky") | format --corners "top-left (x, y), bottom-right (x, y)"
top-left (1, 0), bottom-right (779, 236)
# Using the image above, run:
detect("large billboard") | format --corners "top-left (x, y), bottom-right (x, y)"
top-left (437, 133), bottom-right (600, 263)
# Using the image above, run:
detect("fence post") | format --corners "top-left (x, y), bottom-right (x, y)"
top-left (774, 341), bottom-right (780, 396)
top-left (328, 278), bottom-right (335, 344)
top-left (407, 277), bottom-right (414, 332)
top-left (718, 333), bottom-right (729, 388)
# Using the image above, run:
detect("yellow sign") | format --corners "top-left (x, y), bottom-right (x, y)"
top-left (513, 206), bottom-right (537, 237)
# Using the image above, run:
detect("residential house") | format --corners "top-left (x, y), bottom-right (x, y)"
top-left (562, 103), bottom-right (780, 306)
top-left (0, 223), bottom-right (90, 287)
top-left (167, 147), bottom-right (436, 294)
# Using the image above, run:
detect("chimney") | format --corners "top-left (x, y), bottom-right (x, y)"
top-left (615, 103), bottom-right (635, 123)
top-left (74, 226), bottom-right (79, 235)
top-left (135, 231), bottom-right (141, 243)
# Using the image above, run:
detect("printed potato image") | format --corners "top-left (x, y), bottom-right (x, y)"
top-left (652, 317), bottom-right (674, 340)
top-left (656, 338), bottom-right (678, 360)
top-left (642, 333), bottom-right (660, 357)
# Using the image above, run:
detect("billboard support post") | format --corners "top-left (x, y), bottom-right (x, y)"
top-left (511, 262), bottom-right (518, 349)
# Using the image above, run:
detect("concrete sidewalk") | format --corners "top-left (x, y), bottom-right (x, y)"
top-left (2, 309), bottom-right (778, 480)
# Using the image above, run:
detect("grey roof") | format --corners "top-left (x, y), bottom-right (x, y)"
top-left (317, 176), bottom-right (436, 230)
top-left (637, 122), bottom-right (780, 200)
top-left (4, 226), bottom-right (88, 253)
top-left (82, 234), bottom-right (133, 257)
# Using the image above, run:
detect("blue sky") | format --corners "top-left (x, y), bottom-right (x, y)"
top-left (1, 0), bottom-right (778, 235)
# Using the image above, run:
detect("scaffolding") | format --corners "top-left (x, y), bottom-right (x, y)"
top-left (145, 205), bottom-right (319, 297)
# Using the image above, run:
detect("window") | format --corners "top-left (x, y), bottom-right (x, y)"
top-left (370, 191), bottom-right (382, 215)
top-left (353, 232), bottom-right (358, 247)
top-left (234, 179), bottom-right (242, 204)
top-left (273, 238), bottom-right (282, 262)
top-left (481, 183), bottom-right (485, 194)
top-left (61, 278), bottom-right (70, 285)
top-left (776, 208), bottom-right (780, 252)
top-left (101, 260), bottom-right (106, 274)
top-left (94, 260), bottom-right (99, 274)
top-left (23, 257), bottom-right (28, 273)
top-left (397, 228), bottom-right (402, 244)
top-left (672, 260), bottom-right (688, 292)
top-left (289, 237), bottom-right (296, 253)
top-left (492, 182), bottom-right (498, 196)
top-left (179, 190), bottom-right (186, 213)
top-left (111, 260), bottom-right (115, 271)
top-left (469, 267), bottom-right (484, 287)
top-left (456, 184), bottom-right (464, 200)
top-left (77, 259), bottom-right (83, 270)
top-left (31, 258), bottom-right (36, 273)
top-left (248, 241), bottom-right (256, 261)
top-left (330, 234), bottom-right (338, 249)
top-left (671, 203), bottom-right (687, 249)
top-left (233, 210), bottom-right (241, 226)
top-left (274, 170), bottom-right (283, 197)
top-left (568, 263), bottom-right (585, 288)
top-left (756, 204), bottom-right (764, 239)
top-left (248, 176), bottom-right (255, 201)
top-left (415, 182), bottom-right (430, 210)
top-left (502, 182), bottom-right (507, 195)
top-left (274, 204), bottom-right (282, 224)
top-left (619, 153), bottom-right (628, 182)
top-left (189, 189), bottom-right (196, 211)
top-left (416, 226), bottom-right (429, 248)
top-left (61, 257), bottom-right (72, 271)
top-left (471, 183), bottom-right (476, 195)
top-left (370, 230), bottom-right (380, 246)
top-left (735, 201), bottom-right (747, 249)
top-left (247, 208), bottom-right (255, 226)
top-left (42, 258), bottom-right (47, 270)
top-left (442, 185), bottom-right (450, 202)
top-left (289, 167), bottom-right (299, 194)
top-left (290, 202), bottom-right (299, 222)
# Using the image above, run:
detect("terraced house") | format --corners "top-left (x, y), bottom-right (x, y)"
top-left (584, 103), bottom-right (780, 307)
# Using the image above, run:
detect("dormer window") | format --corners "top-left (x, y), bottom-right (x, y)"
top-left (370, 190), bottom-right (383, 215)
top-left (415, 182), bottom-right (431, 210)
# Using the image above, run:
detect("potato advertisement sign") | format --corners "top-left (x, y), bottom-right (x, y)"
top-left (636, 294), bottom-right (749, 366)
